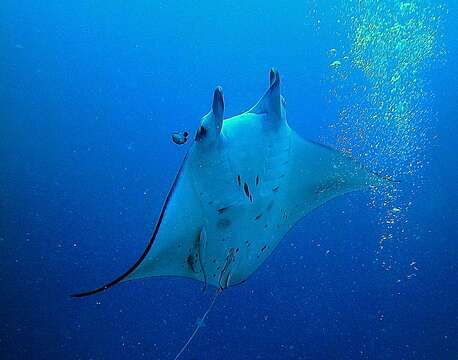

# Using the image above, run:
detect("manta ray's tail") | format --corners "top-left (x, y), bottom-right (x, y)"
top-left (173, 288), bottom-right (222, 360)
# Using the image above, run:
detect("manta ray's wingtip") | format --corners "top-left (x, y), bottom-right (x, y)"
top-left (69, 247), bottom-right (155, 298)
top-left (70, 253), bottom-right (152, 298)
top-left (380, 174), bottom-right (401, 184)
top-left (369, 169), bottom-right (402, 186)
top-left (70, 281), bottom-right (120, 298)
top-left (70, 288), bottom-right (105, 298)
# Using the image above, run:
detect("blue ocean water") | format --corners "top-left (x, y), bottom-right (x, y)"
top-left (1, 1), bottom-right (457, 359)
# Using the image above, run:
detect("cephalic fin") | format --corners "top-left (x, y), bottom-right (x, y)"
top-left (195, 86), bottom-right (224, 143)
top-left (248, 68), bottom-right (282, 118)
top-left (212, 86), bottom-right (224, 121)
top-left (269, 67), bottom-right (277, 86)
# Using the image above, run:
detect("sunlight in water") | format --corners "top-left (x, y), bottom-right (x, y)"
top-left (330, 0), bottom-right (445, 169)
top-left (326, 0), bottom-right (445, 257)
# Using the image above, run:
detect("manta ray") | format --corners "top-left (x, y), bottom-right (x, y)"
top-left (72, 69), bottom-right (391, 296)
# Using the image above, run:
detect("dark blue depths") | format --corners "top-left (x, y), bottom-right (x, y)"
top-left (1, 1), bottom-right (456, 359)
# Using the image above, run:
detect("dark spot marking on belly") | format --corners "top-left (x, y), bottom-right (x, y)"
top-left (243, 182), bottom-right (250, 197)
top-left (217, 206), bottom-right (230, 214)
top-left (267, 201), bottom-right (274, 211)
top-left (187, 254), bottom-right (196, 272)
top-left (217, 218), bottom-right (231, 229)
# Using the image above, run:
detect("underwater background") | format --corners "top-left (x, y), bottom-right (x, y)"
top-left (1, 1), bottom-right (457, 359)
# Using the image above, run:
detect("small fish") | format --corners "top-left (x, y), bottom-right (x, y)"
top-left (172, 131), bottom-right (189, 145)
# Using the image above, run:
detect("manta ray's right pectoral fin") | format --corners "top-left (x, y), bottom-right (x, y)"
top-left (70, 205), bottom-right (168, 298)
top-left (70, 149), bottom-right (193, 298)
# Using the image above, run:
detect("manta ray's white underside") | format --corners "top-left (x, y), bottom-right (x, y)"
top-left (72, 69), bottom-right (389, 297)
